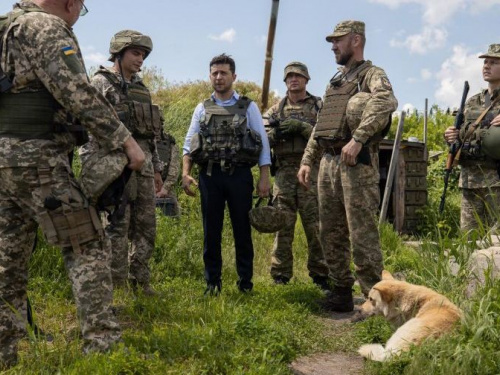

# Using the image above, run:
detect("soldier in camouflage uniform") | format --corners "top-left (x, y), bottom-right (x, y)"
top-left (0, 0), bottom-right (145, 367)
top-left (445, 44), bottom-right (500, 231)
top-left (263, 62), bottom-right (329, 289)
top-left (298, 20), bottom-right (397, 312)
top-left (80, 30), bottom-right (163, 295)
top-left (156, 129), bottom-right (181, 217)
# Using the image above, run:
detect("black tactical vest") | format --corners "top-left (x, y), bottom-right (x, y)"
top-left (189, 96), bottom-right (262, 171)
top-left (314, 61), bottom-right (372, 140)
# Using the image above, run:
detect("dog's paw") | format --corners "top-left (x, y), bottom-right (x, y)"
top-left (358, 344), bottom-right (386, 362)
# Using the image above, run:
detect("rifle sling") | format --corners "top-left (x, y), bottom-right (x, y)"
top-left (455, 97), bottom-right (500, 165)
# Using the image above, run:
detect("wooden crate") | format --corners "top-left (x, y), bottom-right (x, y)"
top-left (379, 139), bottom-right (427, 233)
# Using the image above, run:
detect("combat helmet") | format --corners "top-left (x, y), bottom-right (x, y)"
top-left (79, 148), bottom-right (129, 205)
top-left (283, 61), bottom-right (310, 81)
top-left (481, 125), bottom-right (500, 160)
top-left (108, 30), bottom-right (153, 61)
top-left (249, 197), bottom-right (294, 233)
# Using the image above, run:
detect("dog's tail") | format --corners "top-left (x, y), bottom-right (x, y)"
top-left (358, 344), bottom-right (389, 362)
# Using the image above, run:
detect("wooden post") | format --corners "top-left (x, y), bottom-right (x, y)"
top-left (423, 98), bottom-right (428, 161)
top-left (380, 111), bottom-right (405, 226)
top-left (261, 0), bottom-right (280, 112)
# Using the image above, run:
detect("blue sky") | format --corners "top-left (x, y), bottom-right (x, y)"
top-left (3, 0), bottom-right (500, 111)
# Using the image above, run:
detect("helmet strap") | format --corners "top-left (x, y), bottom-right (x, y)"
top-left (117, 55), bottom-right (129, 96)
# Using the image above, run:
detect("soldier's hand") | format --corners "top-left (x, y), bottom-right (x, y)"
top-left (297, 165), bottom-right (311, 190)
top-left (341, 139), bottom-right (362, 167)
top-left (279, 119), bottom-right (305, 135)
top-left (490, 114), bottom-right (500, 127)
top-left (300, 123), bottom-right (313, 139)
top-left (444, 127), bottom-right (459, 143)
top-left (123, 137), bottom-right (146, 171)
top-left (156, 187), bottom-right (169, 198)
top-left (182, 174), bottom-right (198, 197)
top-left (154, 172), bottom-right (163, 193)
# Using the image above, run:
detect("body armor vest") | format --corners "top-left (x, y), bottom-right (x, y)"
top-left (96, 69), bottom-right (161, 139)
top-left (315, 61), bottom-right (372, 140)
top-left (273, 94), bottom-right (321, 159)
top-left (0, 6), bottom-right (87, 142)
top-left (189, 96), bottom-right (262, 171)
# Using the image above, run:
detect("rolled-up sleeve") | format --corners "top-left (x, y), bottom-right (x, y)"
top-left (182, 103), bottom-right (204, 155)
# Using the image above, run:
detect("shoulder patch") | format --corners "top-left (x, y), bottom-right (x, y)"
top-left (380, 76), bottom-right (392, 91)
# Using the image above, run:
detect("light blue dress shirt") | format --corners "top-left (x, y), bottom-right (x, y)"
top-left (182, 91), bottom-right (271, 167)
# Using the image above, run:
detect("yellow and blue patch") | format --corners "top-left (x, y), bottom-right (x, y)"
top-left (62, 46), bottom-right (76, 56)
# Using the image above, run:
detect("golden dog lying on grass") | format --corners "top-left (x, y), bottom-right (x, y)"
top-left (358, 271), bottom-right (462, 362)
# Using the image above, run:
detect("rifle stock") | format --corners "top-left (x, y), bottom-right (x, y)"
top-left (439, 81), bottom-right (470, 214)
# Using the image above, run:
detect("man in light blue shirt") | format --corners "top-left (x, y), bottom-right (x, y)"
top-left (182, 53), bottom-right (271, 295)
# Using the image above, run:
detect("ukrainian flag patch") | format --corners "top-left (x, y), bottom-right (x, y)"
top-left (62, 46), bottom-right (76, 56)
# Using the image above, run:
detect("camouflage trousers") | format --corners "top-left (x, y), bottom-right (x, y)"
top-left (317, 152), bottom-right (383, 296)
top-left (271, 163), bottom-right (328, 280)
top-left (106, 172), bottom-right (156, 286)
top-left (0, 163), bottom-right (120, 366)
top-left (461, 187), bottom-right (500, 231)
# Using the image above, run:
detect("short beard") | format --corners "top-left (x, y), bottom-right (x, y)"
top-left (336, 50), bottom-right (353, 66)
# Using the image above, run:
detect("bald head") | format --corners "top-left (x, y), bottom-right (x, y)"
top-left (33, 0), bottom-right (83, 27)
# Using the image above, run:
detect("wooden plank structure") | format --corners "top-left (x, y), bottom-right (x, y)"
top-left (378, 138), bottom-right (428, 233)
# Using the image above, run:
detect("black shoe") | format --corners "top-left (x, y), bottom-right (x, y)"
top-left (326, 286), bottom-right (354, 312)
top-left (312, 276), bottom-right (332, 292)
top-left (204, 281), bottom-right (222, 296)
top-left (273, 276), bottom-right (290, 285)
top-left (237, 279), bottom-right (253, 293)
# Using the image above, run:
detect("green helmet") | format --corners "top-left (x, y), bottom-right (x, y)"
top-left (283, 61), bottom-right (310, 81)
top-left (108, 30), bottom-right (153, 61)
top-left (482, 125), bottom-right (500, 160)
top-left (79, 149), bottom-right (129, 205)
top-left (249, 199), bottom-right (294, 233)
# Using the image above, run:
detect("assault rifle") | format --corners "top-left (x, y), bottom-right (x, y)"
top-left (439, 81), bottom-right (469, 214)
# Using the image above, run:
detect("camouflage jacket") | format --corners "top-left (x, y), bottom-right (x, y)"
top-left (301, 62), bottom-right (397, 167)
top-left (161, 141), bottom-right (180, 193)
top-left (82, 66), bottom-right (162, 178)
top-left (0, 2), bottom-right (130, 168)
top-left (459, 88), bottom-right (500, 189)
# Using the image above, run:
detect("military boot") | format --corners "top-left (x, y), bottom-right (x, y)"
top-left (326, 286), bottom-right (354, 312)
top-left (312, 276), bottom-right (332, 292)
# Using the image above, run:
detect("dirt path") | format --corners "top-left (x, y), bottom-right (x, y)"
top-left (289, 302), bottom-right (366, 375)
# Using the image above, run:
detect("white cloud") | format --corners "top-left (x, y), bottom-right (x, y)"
top-left (403, 103), bottom-right (416, 112)
top-left (407, 77), bottom-right (418, 83)
top-left (421, 68), bottom-right (432, 80)
top-left (80, 46), bottom-right (108, 67)
top-left (208, 28), bottom-right (236, 43)
top-left (369, 0), bottom-right (466, 25)
top-left (434, 45), bottom-right (484, 108)
top-left (371, 0), bottom-right (500, 54)
top-left (390, 26), bottom-right (448, 54)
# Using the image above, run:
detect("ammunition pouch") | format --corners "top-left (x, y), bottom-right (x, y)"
top-left (39, 205), bottom-right (103, 252)
top-left (237, 128), bottom-right (262, 165)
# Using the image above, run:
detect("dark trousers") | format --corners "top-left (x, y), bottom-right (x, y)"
top-left (199, 164), bottom-right (254, 288)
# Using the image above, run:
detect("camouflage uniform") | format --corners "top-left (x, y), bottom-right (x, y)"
top-left (302, 25), bottom-right (397, 296)
top-left (0, 2), bottom-right (126, 365)
top-left (157, 132), bottom-right (181, 216)
top-left (458, 88), bottom-right (500, 231)
top-left (80, 66), bottom-right (162, 287)
top-left (264, 94), bottom-right (328, 282)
